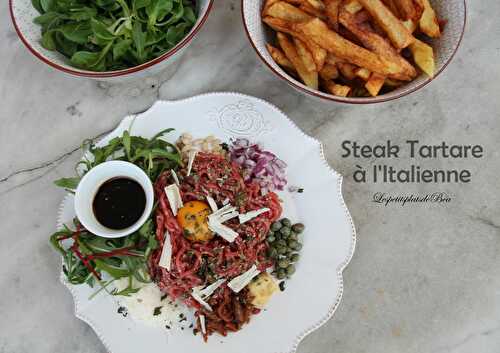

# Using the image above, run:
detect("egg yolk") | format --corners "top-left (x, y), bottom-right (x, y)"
top-left (177, 201), bottom-right (214, 243)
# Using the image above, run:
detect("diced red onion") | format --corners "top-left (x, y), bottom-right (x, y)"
top-left (229, 138), bottom-right (287, 193)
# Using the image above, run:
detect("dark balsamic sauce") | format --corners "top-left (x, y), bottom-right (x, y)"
top-left (92, 177), bottom-right (146, 230)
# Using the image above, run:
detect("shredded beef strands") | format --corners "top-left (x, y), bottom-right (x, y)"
top-left (148, 153), bottom-right (282, 339)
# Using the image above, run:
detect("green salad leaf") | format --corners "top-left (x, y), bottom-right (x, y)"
top-left (32, 0), bottom-right (198, 71)
top-left (51, 129), bottom-right (181, 297)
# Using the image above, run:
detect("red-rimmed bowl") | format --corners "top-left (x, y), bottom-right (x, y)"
top-left (9, 0), bottom-right (214, 82)
top-left (242, 0), bottom-right (466, 104)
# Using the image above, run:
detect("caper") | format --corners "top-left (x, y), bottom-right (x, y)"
top-left (267, 230), bottom-right (275, 237)
top-left (277, 239), bottom-right (287, 248)
top-left (271, 222), bottom-right (282, 231)
top-left (290, 253), bottom-right (300, 262)
top-left (267, 235), bottom-right (276, 243)
top-left (277, 246), bottom-right (287, 255)
top-left (281, 218), bottom-right (292, 227)
top-left (286, 264), bottom-right (296, 275)
top-left (280, 227), bottom-right (291, 236)
top-left (286, 249), bottom-right (294, 256)
top-left (287, 240), bottom-right (298, 249)
top-left (293, 242), bottom-right (303, 251)
top-left (267, 247), bottom-right (278, 259)
top-left (278, 259), bottom-right (290, 268)
top-left (292, 223), bottom-right (305, 234)
top-left (277, 269), bottom-right (286, 279)
top-left (288, 232), bottom-right (298, 241)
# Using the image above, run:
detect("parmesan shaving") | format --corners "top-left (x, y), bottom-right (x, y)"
top-left (187, 150), bottom-right (197, 176)
top-left (164, 184), bottom-right (183, 216)
top-left (191, 289), bottom-right (212, 311)
top-left (206, 195), bottom-right (218, 213)
top-left (197, 279), bottom-right (226, 299)
top-left (171, 169), bottom-right (180, 186)
top-left (199, 315), bottom-right (206, 335)
top-left (239, 208), bottom-right (270, 224)
top-left (158, 231), bottom-right (172, 271)
top-left (227, 265), bottom-right (260, 293)
top-left (208, 219), bottom-right (238, 242)
top-left (210, 204), bottom-right (236, 218)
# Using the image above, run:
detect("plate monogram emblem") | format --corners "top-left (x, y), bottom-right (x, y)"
top-left (209, 100), bottom-right (272, 137)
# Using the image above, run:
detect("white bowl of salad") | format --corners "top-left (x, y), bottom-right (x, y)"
top-left (9, 0), bottom-right (214, 82)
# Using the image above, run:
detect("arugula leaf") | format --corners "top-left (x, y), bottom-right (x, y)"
top-left (54, 177), bottom-right (81, 190)
top-left (49, 130), bottom-right (181, 294)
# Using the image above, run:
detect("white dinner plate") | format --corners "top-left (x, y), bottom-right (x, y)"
top-left (56, 92), bottom-right (356, 353)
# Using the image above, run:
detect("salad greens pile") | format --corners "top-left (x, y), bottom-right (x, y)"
top-left (51, 129), bottom-right (181, 296)
top-left (32, 0), bottom-right (198, 71)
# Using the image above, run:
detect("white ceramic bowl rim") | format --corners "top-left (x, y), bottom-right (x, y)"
top-left (74, 160), bottom-right (154, 238)
top-left (9, 0), bottom-right (214, 78)
top-left (241, 0), bottom-right (467, 104)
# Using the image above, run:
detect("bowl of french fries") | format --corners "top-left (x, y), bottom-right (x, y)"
top-left (242, 0), bottom-right (466, 103)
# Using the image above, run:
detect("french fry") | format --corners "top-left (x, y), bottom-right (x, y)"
top-left (325, 53), bottom-right (345, 65)
top-left (324, 0), bottom-right (342, 30)
top-left (357, 0), bottom-right (415, 49)
top-left (263, 0), bottom-right (281, 12)
top-left (409, 38), bottom-right (435, 77)
top-left (294, 18), bottom-right (407, 77)
top-left (266, 43), bottom-right (296, 71)
top-left (354, 10), bottom-right (371, 23)
top-left (381, 0), bottom-right (401, 18)
top-left (402, 19), bottom-right (417, 32)
top-left (324, 81), bottom-right (352, 97)
top-left (263, 17), bottom-right (326, 70)
top-left (319, 64), bottom-right (339, 80)
top-left (344, 0), bottom-right (363, 14)
top-left (419, 0), bottom-right (440, 38)
top-left (384, 78), bottom-right (404, 87)
top-left (338, 8), bottom-right (416, 80)
top-left (264, 1), bottom-right (312, 22)
top-left (394, 0), bottom-right (423, 21)
top-left (306, 0), bottom-right (325, 10)
top-left (338, 62), bottom-right (358, 80)
top-left (355, 67), bottom-right (371, 80)
top-left (299, 2), bottom-right (327, 19)
top-left (277, 32), bottom-right (319, 89)
top-left (294, 38), bottom-right (317, 72)
top-left (365, 73), bottom-right (385, 96)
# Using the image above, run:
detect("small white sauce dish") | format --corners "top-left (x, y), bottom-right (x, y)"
top-left (74, 161), bottom-right (154, 238)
